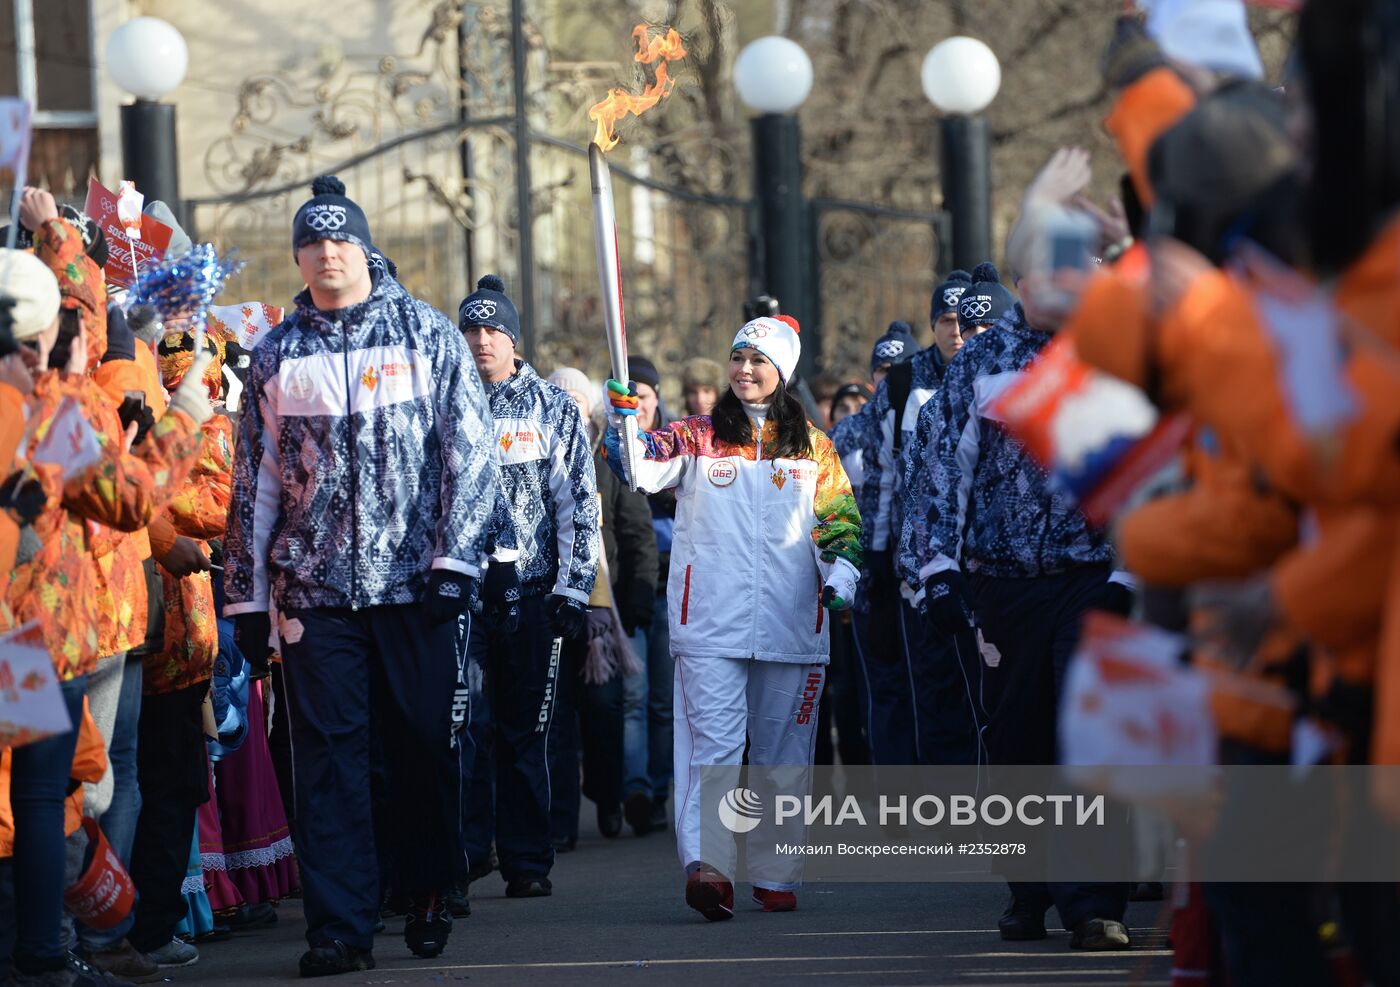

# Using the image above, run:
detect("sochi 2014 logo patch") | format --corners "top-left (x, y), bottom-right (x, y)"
top-left (770, 468), bottom-right (788, 490)
top-left (943, 285), bottom-right (968, 307)
top-left (741, 321), bottom-right (773, 339)
top-left (708, 460), bottom-right (737, 487)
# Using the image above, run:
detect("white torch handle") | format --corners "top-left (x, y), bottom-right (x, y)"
top-left (588, 142), bottom-right (639, 491)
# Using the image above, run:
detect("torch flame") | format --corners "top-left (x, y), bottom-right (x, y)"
top-left (587, 25), bottom-right (687, 153)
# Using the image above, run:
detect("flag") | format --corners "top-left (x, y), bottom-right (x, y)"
top-left (116, 181), bottom-right (145, 241)
top-left (206, 302), bottom-right (285, 352)
top-left (990, 335), bottom-right (1190, 527)
top-left (1061, 613), bottom-right (1216, 778)
top-left (0, 621), bottom-right (72, 749)
top-left (84, 178), bottom-right (174, 288)
top-left (32, 396), bottom-right (102, 481)
top-left (0, 98), bottom-right (31, 178)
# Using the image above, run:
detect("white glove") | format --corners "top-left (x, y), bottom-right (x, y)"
top-left (167, 350), bottom-right (215, 425)
top-left (820, 556), bottom-right (860, 612)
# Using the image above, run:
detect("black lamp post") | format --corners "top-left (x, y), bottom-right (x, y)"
top-left (736, 36), bottom-right (817, 377)
top-left (921, 37), bottom-right (1002, 272)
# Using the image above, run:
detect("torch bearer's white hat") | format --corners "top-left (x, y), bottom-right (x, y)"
top-left (732, 315), bottom-right (801, 383)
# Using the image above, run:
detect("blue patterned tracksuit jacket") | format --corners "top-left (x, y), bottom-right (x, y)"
top-left (896, 396), bottom-right (940, 588)
top-left (830, 399), bottom-right (882, 614)
top-left (865, 346), bottom-right (948, 557)
top-left (224, 276), bottom-right (498, 614)
top-left (915, 308), bottom-right (1116, 582)
top-left (483, 361), bottom-right (599, 602)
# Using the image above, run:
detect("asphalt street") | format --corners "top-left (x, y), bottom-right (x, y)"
top-left (192, 809), bottom-right (1175, 986)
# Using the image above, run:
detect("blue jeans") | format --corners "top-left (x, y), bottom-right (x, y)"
top-left (10, 676), bottom-right (87, 973)
top-left (80, 654), bottom-right (144, 950)
top-left (622, 593), bottom-right (672, 801)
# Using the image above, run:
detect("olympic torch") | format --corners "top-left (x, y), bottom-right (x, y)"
top-left (588, 141), bottom-right (638, 491)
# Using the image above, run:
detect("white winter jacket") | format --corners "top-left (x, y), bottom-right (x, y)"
top-left (604, 413), bottom-right (862, 663)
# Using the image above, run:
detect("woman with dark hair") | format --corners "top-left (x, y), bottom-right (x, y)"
top-left (604, 314), bottom-right (862, 923)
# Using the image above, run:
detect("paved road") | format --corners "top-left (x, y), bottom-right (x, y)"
top-left (193, 811), bottom-right (1174, 986)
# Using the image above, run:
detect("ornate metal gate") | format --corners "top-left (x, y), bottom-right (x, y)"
top-left (186, 0), bottom-right (945, 385)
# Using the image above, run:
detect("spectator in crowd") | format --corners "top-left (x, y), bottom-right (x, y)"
top-left (619, 355), bottom-right (675, 837)
top-left (680, 357), bottom-right (722, 417)
top-left (546, 367), bottom-right (658, 843)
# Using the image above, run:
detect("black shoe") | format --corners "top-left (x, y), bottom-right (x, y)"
top-left (649, 796), bottom-right (668, 832)
top-left (444, 885), bottom-right (471, 918)
top-left (404, 895), bottom-right (453, 959)
top-left (1070, 918), bottom-right (1131, 951)
top-left (1128, 881), bottom-right (1164, 902)
top-left (465, 851), bottom-right (496, 886)
top-left (623, 791), bottom-right (652, 835)
top-left (998, 897), bottom-right (1048, 941)
top-left (598, 804), bottom-right (623, 839)
top-left (67, 950), bottom-right (136, 986)
top-left (227, 901), bottom-right (278, 932)
top-left (505, 876), bottom-right (553, 898)
top-left (551, 835), bottom-right (576, 853)
top-left (298, 940), bottom-right (375, 977)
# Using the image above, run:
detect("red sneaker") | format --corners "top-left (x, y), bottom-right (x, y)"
top-left (752, 888), bottom-right (797, 912)
top-left (684, 868), bottom-right (735, 922)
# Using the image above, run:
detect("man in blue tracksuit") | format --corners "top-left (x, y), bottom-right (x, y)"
top-left (914, 276), bottom-right (1135, 950)
top-left (895, 266), bottom-right (1018, 766)
top-left (831, 322), bottom-right (916, 765)
top-left (457, 275), bottom-right (599, 899)
top-left (225, 176), bottom-right (498, 976)
top-left (865, 266), bottom-right (1010, 765)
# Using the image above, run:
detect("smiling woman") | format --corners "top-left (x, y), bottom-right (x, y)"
top-left (600, 312), bottom-right (863, 925)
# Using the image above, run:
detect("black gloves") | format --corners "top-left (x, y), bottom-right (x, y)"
top-left (922, 570), bottom-right (974, 638)
top-left (233, 612), bottom-right (273, 675)
top-left (1100, 15), bottom-right (1165, 89)
top-left (1097, 580), bottom-right (1136, 617)
top-left (621, 583), bottom-right (654, 636)
top-left (547, 594), bottom-right (588, 641)
top-left (482, 560), bottom-right (522, 636)
top-left (102, 305), bottom-right (137, 363)
top-left (0, 470), bottom-right (46, 525)
top-left (117, 396), bottom-right (155, 446)
top-left (426, 569), bottom-right (478, 624)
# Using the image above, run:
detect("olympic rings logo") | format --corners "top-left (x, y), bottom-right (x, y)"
top-left (874, 340), bottom-right (905, 359)
top-left (960, 297), bottom-right (993, 320)
top-left (304, 206), bottom-right (348, 232)
top-left (461, 299), bottom-right (498, 323)
top-left (943, 286), bottom-right (967, 307)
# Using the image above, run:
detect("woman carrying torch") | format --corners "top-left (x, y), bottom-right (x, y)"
top-left (603, 315), bottom-right (862, 921)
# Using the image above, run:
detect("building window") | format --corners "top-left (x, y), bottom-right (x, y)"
top-left (0, 0), bottom-right (97, 195)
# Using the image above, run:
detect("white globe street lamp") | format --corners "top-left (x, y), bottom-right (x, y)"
top-left (734, 36), bottom-right (814, 114)
top-left (922, 37), bottom-right (1002, 271)
top-left (920, 36), bottom-right (1001, 116)
top-left (105, 16), bottom-right (188, 101)
top-left (104, 17), bottom-right (188, 221)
